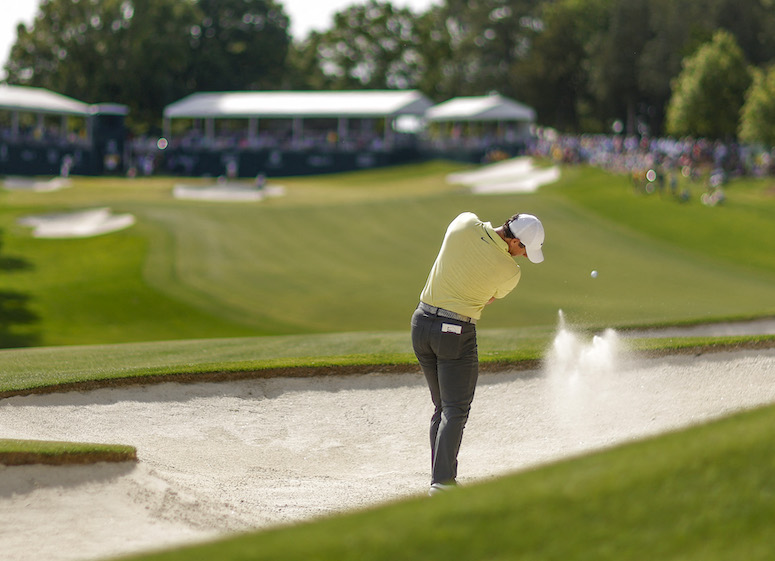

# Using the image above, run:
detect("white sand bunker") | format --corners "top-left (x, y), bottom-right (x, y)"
top-left (173, 181), bottom-right (286, 202)
top-left (2, 348), bottom-right (775, 561)
top-left (3, 177), bottom-right (72, 192)
top-left (18, 207), bottom-right (135, 239)
top-left (448, 157), bottom-right (560, 194)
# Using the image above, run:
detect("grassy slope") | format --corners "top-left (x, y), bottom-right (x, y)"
top-left (136, 169), bottom-right (775, 334)
top-left (0, 223), bottom-right (258, 345)
top-left (553, 166), bottom-right (775, 272)
top-left (1, 327), bottom-right (772, 396)
top-left (0, 326), bottom-right (553, 395)
top-left (2, 161), bottom-right (774, 346)
top-left (119, 403), bottom-right (775, 561)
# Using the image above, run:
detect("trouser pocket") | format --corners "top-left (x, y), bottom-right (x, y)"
top-left (434, 322), bottom-right (476, 360)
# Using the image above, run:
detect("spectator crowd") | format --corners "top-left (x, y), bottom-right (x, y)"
top-left (528, 130), bottom-right (775, 205)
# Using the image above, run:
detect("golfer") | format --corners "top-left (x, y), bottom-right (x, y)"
top-left (411, 211), bottom-right (545, 495)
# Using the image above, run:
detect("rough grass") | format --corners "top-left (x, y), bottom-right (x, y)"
top-left (0, 439), bottom-right (137, 466)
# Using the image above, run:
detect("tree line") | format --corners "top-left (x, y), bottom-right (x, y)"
top-left (4, 0), bottom-right (775, 145)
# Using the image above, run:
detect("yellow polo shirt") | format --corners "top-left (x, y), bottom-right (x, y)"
top-left (420, 212), bottom-right (521, 320)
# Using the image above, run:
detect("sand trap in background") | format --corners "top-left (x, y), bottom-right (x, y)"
top-left (447, 157), bottom-right (561, 194)
top-left (173, 182), bottom-right (286, 202)
top-left (3, 177), bottom-right (72, 193)
top-left (1, 342), bottom-right (774, 561)
top-left (17, 207), bottom-right (135, 239)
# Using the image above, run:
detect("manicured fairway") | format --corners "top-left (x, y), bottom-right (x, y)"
top-left (1, 161), bottom-right (774, 347)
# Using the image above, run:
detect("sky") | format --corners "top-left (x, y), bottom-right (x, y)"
top-left (0, 0), bottom-right (439, 81)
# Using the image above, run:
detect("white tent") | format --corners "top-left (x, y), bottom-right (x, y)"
top-left (164, 90), bottom-right (432, 119)
top-left (0, 84), bottom-right (91, 116)
top-left (425, 93), bottom-right (536, 123)
top-left (423, 93), bottom-right (536, 154)
top-left (162, 90), bottom-right (433, 149)
top-left (0, 85), bottom-right (128, 147)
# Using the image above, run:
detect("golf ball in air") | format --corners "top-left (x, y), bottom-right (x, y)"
top-left (590, 270), bottom-right (598, 278)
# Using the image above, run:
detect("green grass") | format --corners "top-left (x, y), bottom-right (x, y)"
top-left (1, 326), bottom-right (771, 397)
top-left (2, 160), bottom-right (774, 346)
top-left (0, 438), bottom-right (137, 465)
top-left (0, 325), bottom-right (553, 396)
top-left (551, 166), bottom-right (775, 272)
top-left (116, 403), bottom-right (775, 561)
top-left (0, 161), bottom-right (774, 557)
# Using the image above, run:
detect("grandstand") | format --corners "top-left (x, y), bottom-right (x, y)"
top-left (0, 85), bottom-right (128, 176)
top-left (1, 86), bottom-right (536, 177)
top-left (423, 93), bottom-right (536, 163)
top-left (159, 89), bottom-right (433, 177)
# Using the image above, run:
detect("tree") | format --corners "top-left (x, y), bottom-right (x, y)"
top-left (187, 0), bottom-right (291, 92)
top-left (4, 0), bottom-right (291, 134)
top-left (112, 0), bottom-right (204, 132)
top-left (5, 0), bottom-right (132, 99)
top-left (713, 0), bottom-right (775, 67)
top-left (635, 0), bottom-right (713, 135)
top-left (665, 30), bottom-right (752, 139)
top-left (739, 65), bottom-right (775, 147)
top-left (513, 0), bottom-right (609, 132)
top-left (288, 1), bottom-right (423, 91)
top-left (586, 0), bottom-right (653, 135)
top-left (414, 0), bottom-right (544, 101)
top-left (637, 0), bottom-right (775, 136)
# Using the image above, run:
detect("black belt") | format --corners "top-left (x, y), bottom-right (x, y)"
top-left (418, 302), bottom-right (476, 324)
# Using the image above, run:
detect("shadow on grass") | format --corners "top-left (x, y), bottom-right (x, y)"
top-left (0, 230), bottom-right (40, 348)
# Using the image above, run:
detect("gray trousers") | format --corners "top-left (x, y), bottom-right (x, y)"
top-left (411, 305), bottom-right (478, 485)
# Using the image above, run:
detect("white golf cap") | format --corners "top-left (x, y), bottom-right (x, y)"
top-left (508, 214), bottom-right (545, 263)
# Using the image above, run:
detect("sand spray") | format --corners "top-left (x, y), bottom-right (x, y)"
top-left (544, 310), bottom-right (627, 434)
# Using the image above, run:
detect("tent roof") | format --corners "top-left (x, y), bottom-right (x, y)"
top-left (0, 85), bottom-right (128, 116)
top-left (0, 84), bottom-right (92, 116)
top-left (164, 90), bottom-right (434, 119)
top-left (426, 94), bottom-right (536, 122)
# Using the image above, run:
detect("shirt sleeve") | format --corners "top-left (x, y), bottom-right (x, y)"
top-left (492, 267), bottom-right (521, 299)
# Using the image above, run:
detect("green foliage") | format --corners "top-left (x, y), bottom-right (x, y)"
top-left (587, 0), bottom-right (652, 134)
top-left (417, 0), bottom-right (545, 100)
top-left (739, 65), bottom-right (775, 147)
top-left (513, 0), bottom-right (608, 132)
top-left (665, 30), bottom-right (752, 139)
top-left (290, 0), bottom-right (422, 90)
top-left (185, 0), bottom-right (291, 92)
top-left (4, 0), bottom-right (291, 133)
top-left (5, 0), bottom-right (775, 134)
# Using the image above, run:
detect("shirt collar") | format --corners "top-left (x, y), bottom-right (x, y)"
top-left (482, 222), bottom-right (510, 254)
